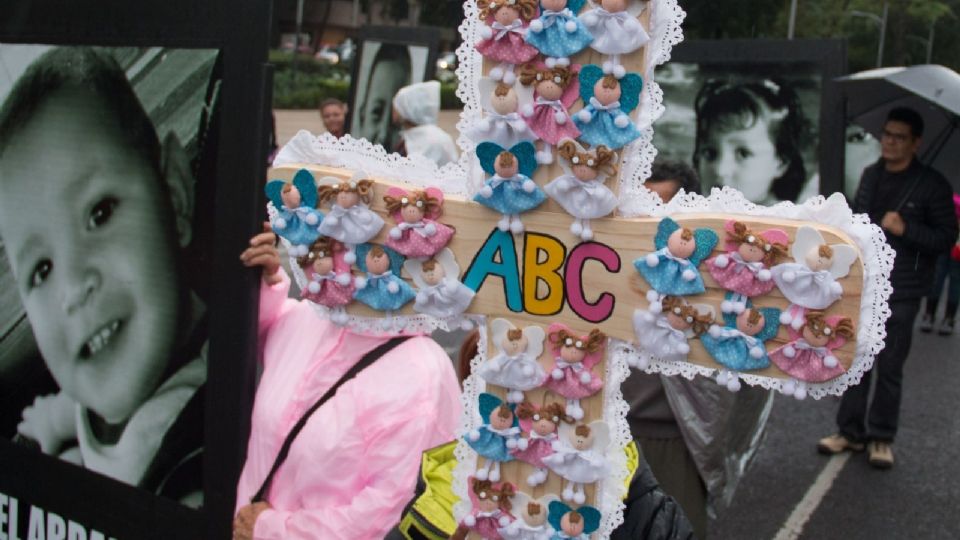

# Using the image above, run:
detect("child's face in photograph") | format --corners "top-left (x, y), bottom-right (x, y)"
top-left (0, 87), bottom-right (182, 424)
top-left (697, 117), bottom-right (786, 203)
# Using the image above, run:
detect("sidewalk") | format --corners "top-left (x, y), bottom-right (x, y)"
top-left (274, 109), bottom-right (463, 148)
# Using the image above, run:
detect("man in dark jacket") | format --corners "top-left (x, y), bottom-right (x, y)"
top-left (818, 107), bottom-right (959, 468)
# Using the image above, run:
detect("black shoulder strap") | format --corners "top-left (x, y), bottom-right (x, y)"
top-left (251, 336), bottom-right (411, 503)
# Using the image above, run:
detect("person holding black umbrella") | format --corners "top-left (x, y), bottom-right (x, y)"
top-left (818, 107), bottom-right (958, 469)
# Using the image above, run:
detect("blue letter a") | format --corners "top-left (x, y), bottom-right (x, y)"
top-left (462, 229), bottom-right (523, 312)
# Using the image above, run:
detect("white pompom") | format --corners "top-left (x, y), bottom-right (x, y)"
top-left (477, 118), bottom-right (491, 131)
top-left (565, 19), bottom-right (577, 32)
top-left (510, 219), bottom-right (525, 234)
top-left (527, 474), bottom-right (540, 487)
top-left (649, 301), bottom-right (662, 314)
top-left (335, 273), bottom-right (351, 286)
top-left (570, 220), bottom-right (583, 236)
top-left (682, 268), bottom-right (696, 281)
top-left (733, 302), bottom-right (746, 314)
top-left (780, 312), bottom-right (792, 325)
top-left (522, 363), bottom-right (534, 376)
top-left (720, 300), bottom-right (733, 313)
top-left (354, 276), bottom-right (368, 289)
top-left (824, 355), bottom-right (839, 369)
top-left (726, 376), bottom-right (741, 392)
top-left (581, 226), bottom-right (593, 241)
top-left (468, 429), bottom-right (481, 441)
top-left (758, 269), bottom-right (772, 282)
top-left (714, 254), bottom-right (729, 268)
top-left (554, 111), bottom-right (567, 124)
top-left (460, 319), bottom-right (474, 331)
top-left (389, 226), bottom-right (402, 240)
top-left (601, 60), bottom-right (613, 74)
top-left (709, 325), bottom-right (722, 338)
top-left (645, 253), bottom-right (659, 267)
top-left (536, 150), bottom-right (554, 164)
top-left (332, 311), bottom-right (349, 325)
top-left (635, 355), bottom-right (650, 370)
top-left (556, 57), bottom-right (570, 67)
top-left (489, 467), bottom-right (500, 482)
top-left (646, 289), bottom-right (660, 303)
top-left (499, 515), bottom-right (511, 527)
top-left (791, 318), bottom-right (804, 330)
top-left (475, 467), bottom-right (488, 481)
top-left (521, 103), bottom-right (535, 117)
top-left (517, 437), bottom-right (529, 451)
top-left (544, 56), bottom-right (557, 68)
top-left (489, 65), bottom-right (504, 81)
top-left (343, 249), bottom-right (356, 264)
top-left (830, 281), bottom-right (843, 296)
top-left (562, 487), bottom-right (575, 501)
top-left (552, 367), bottom-right (564, 380)
top-left (614, 114), bottom-right (630, 128)
top-left (479, 26), bottom-right (493, 39)
top-left (522, 179), bottom-right (537, 193)
top-left (530, 19), bottom-right (544, 32)
top-left (795, 385), bottom-right (808, 400)
top-left (503, 70), bottom-right (516, 85)
top-left (784, 346), bottom-right (796, 358)
top-left (304, 213), bottom-right (319, 226)
top-left (380, 317), bottom-right (392, 331)
top-left (274, 217), bottom-right (287, 229)
top-left (613, 64), bottom-right (626, 79)
top-left (750, 346), bottom-right (764, 359)
top-left (782, 379), bottom-right (797, 396)
top-left (570, 406), bottom-right (584, 420)
top-left (326, 214), bottom-right (340, 227)
top-left (387, 281), bottom-right (400, 294)
top-left (715, 370), bottom-right (729, 385)
top-left (506, 437), bottom-right (518, 449)
top-left (582, 11), bottom-right (597, 25)
top-left (579, 371), bottom-right (592, 384)
top-left (307, 281), bottom-right (321, 294)
top-left (480, 185), bottom-right (494, 198)
top-left (678, 342), bottom-right (690, 355)
top-left (424, 222), bottom-right (437, 236)
top-left (782, 270), bottom-right (796, 283)
top-left (577, 109), bottom-right (593, 123)
top-left (463, 514), bottom-right (477, 527)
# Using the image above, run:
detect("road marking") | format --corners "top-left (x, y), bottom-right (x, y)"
top-left (773, 453), bottom-right (851, 540)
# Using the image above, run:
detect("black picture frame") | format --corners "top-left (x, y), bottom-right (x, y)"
top-left (0, 1), bottom-right (270, 538)
top-left (345, 25), bottom-right (441, 150)
top-left (653, 39), bottom-right (847, 201)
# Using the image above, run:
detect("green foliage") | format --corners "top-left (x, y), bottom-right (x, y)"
top-left (272, 69), bottom-right (349, 109)
top-left (440, 82), bottom-right (462, 110)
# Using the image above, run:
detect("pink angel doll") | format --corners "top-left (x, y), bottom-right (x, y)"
top-left (547, 500), bottom-right (602, 540)
top-left (316, 173), bottom-right (385, 264)
top-left (462, 477), bottom-right (517, 539)
top-left (264, 168), bottom-right (324, 256)
top-left (769, 311), bottom-right (856, 400)
top-left (706, 220), bottom-right (789, 314)
top-left (476, 319), bottom-right (547, 403)
top-left (404, 249), bottom-right (477, 330)
top-left (541, 421), bottom-right (610, 504)
top-left (466, 78), bottom-right (539, 149)
top-left (512, 401), bottom-right (568, 487)
top-left (475, 0), bottom-right (541, 85)
top-left (518, 63), bottom-right (581, 164)
top-left (580, 0), bottom-right (650, 78)
top-left (543, 139), bottom-right (619, 241)
top-left (297, 237), bottom-right (355, 325)
top-left (631, 295), bottom-right (714, 368)
top-left (771, 225), bottom-right (858, 330)
top-left (541, 324), bottom-right (606, 420)
top-left (497, 493), bottom-right (559, 540)
top-left (466, 393), bottom-right (522, 482)
top-left (383, 186), bottom-right (454, 259)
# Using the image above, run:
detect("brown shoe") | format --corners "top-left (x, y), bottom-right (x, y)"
top-left (817, 433), bottom-right (865, 455)
top-left (868, 441), bottom-right (894, 469)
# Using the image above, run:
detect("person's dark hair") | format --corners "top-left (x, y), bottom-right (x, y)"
top-left (693, 79), bottom-right (808, 201)
top-left (886, 107), bottom-right (924, 138)
top-left (0, 47), bottom-right (160, 171)
top-left (649, 160), bottom-right (701, 195)
top-left (319, 97), bottom-right (346, 111)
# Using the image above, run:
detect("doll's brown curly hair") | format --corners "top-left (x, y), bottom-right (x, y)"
top-left (728, 221), bottom-right (788, 266)
top-left (661, 296), bottom-right (714, 336)
top-left (557, 140), bottom-right (619, 178)
top-left (296, 237), bottom-right (335, 269)
top-left (518, 64), bottom-right (575, 89)
top-left (383, 189), bottom-right (441, 216)
top-left (317, 178), bottom-right (375, 205)
top-left (803, 311), bottom-right (855, 339)
top-left (549, 328), bottom-right (607, 353)
top-left (516, 401), bottom-right (568, 425)
top-left (478, 0), bottom-right (538, 21)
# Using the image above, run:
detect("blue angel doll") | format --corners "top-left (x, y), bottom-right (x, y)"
top-left (573, 64), bottom-right (642, 150)
top-left (474, 141), bottom-right (546, 234)
top-left (352, 243), bottom-right (416, 329)
top-left (524, 0), bottom-right (594, 66)
top-left (547, 500), bottom-right (600, 539)
top-left (634, 217), bottom-right (719, 299)
top-left (700, 294), bottom-right (782, 392)
top-left (465, 393), bottom-right (521, 482)
top-left (264, 168), bottom-right (324, 256)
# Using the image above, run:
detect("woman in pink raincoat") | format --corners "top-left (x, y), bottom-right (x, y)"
top-left (234, 227), bottom-right (462, 540)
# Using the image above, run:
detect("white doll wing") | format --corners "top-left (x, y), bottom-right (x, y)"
top-left (317, 175), bottom-right (343, 188)
top-left (588, 420), bottom-right (611, 452)
top-left (478, 77), bottom-right (499, 112)
top-left (626, 0), bottom-right (646, 17)
top-left (491, 318), bottom-right (516, 354)
top-left (790, 226), bottom-right (825, 264)
top-left (403, 259), bottom-right (430, 289)
top-left (436, 248), bottom-right (462, 277)
top-left (828, 244), bottom-right (859, 279)
top-left (508, 490), bottom-right (532, 512)
top-left (522, 325), bottom-right (547, 358)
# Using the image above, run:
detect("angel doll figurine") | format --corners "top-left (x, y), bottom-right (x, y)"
top-left (580, 0), bottom-right (650, 77)
top-left (462, 477), bottom-right (517, 538)
top-left (467, 78), bottom-right (539, 148)
top-left (498, 493), bottom-right (559, 540)
top-left (264, 168), bottom-right (323, 256)
top-left (512, 401), bottom-right (567, 486)
top-left (477, 319), bottom-right (547, 403)
top-left (298, 237), bottom-right (354, 325)
top-left (770, 312), bottom-right (856, 400)
top-left (632, 295), bottom-right (714, 366)
top-left (476, 0), bottom-right (541, 84)
top-left (404, 249), bottom-right (476, 329)
top-left (542, 324), bottom-right (605, 420)
top-left (700, 296), bottom-right (782, 392)
top-left (317, 173), bottom-right (385, 264)
top-left (474, 141), bottom-right (546, 234)
top-left (573, 66), bottom-right (642, 150)
top-left (634, 216), bottom-right (719, 297)
top-left (771, 226), bottom-right (858, 329)
top-left (352, 243), bottom-right (416, 329)
top-left (524, 0), bottom-right (594, 66)
top-left (466, 393), bottom-right (522, 482)
top-left (541, 421), bottom-right (609, 504)
top-left (383, 186), bottom-right (454, 259)
top-left (518, 63), bottom-right (581, 163)
top-left (547, 501), bottom-right (601, 540)
top-left (543, 138), bottom-right (618, 241)
top-left (706, 220), bottom-right (789, 314)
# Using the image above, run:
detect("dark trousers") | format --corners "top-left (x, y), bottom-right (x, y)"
top-left (925, 253), bottom-right (960, 320)
top-left (837, 298), bottom-right (921, 442)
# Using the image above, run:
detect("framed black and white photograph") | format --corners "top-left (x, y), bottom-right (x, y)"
top-left (0, 2), bottom-right (270, 539)
top-left (346, 26), bottom-right (440, 151)
top-left (651, 39), bottom-right (846, 204)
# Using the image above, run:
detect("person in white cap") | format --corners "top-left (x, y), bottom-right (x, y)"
top-left (391, 80), bottom-right (459, 167)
